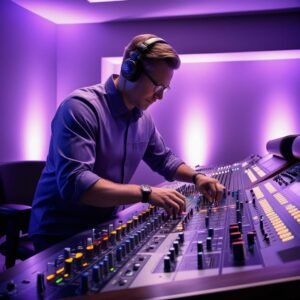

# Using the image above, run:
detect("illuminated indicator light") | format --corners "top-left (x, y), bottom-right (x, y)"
top-left (110, 267), bottom-right (115, 272)
top-left (56, 267), bottom-right (64, 275)
top-left (253, 186), bottom-right (264, 199)
top-left (82, 262), bottom-right (88, 267)
top-left (268, 212), bottom-right (279, 218)
top-left (274, 224), bottom-right (286, 231)
top-left (270, 217), bottom-right (281, 222)
top-left (292, 211), bottom-right (300, 218)
top-left (289, 208), bottom-right (298, 215)
top-left (65, 258), bottom-right (73, 263)
top-left (274, 193), bottom-right (288, 205)
top-left (272, 222), bottom-right (283, 229)
top-left (245, 169), bottom-right (257, 182)
top-left (64, 274), bottom-right (69, 278)
top-left (277, 229), bottom-right (289, 235)
top-left (56, 277), bottom-right (63, 284)
top-left (86, 245), bottom-right (94, 251)
top-left (279, 232), bottom-right (292, 239)
top-left (272, 222), bottom-right (283, 228)
top-left (46, 274), bottom-right (55, 281)
top-left (285, 204), bottom-right (295, 210)
top-left (253, 166), bottom-right (266, 177)
top-left (282, 236), bottom-right (294, 242)
top-left (272, 219), bottom-right (283, 225)
top-left (264, 182), bottom-right (276, 194)
top-left (103, 236), bottom-right (109, 241)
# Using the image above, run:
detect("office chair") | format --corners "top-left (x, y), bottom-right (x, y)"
top-left (0, 160), bottom-right (45, 269)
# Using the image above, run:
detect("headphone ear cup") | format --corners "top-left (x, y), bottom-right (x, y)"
top-left (121, 58), bottom-right (136, 81)
top-left (121, 49), bottom-right (143, 81)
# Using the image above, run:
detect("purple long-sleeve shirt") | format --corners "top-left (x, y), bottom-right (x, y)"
top-left (29, 75), bottom-right (184, 238)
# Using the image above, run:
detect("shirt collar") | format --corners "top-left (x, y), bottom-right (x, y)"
top-left (104, 74), bottom-right (142, 120)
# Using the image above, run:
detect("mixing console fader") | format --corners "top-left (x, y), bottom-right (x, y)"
top-left (1, 136), bottom-right (300, 299)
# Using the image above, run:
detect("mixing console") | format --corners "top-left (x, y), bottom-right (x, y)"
top-left (0, 135), bottom-right (300, 299)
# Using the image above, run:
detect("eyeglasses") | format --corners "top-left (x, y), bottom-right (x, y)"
top-left (142, 68), bottom-right (170, 95)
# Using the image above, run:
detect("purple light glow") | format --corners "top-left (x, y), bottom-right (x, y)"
top-left (11, 0), bottom-right (300, 24)
top-left (262, 90), bottom-right (298, 154)
top-left (22, 87), bottom-right (48, 160)
top-left (180, 101), bottom-right (210, 166)
top-left (102, 50), bottom-right (300, 166)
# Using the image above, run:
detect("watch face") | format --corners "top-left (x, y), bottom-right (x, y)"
top-left (141, 184), bottom-right (151, 193)
top-left (141, 185), bottom-right (152, 203)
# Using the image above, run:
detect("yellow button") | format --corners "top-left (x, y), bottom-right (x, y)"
top-left (47, 274), bottom-right (55, 281)
top-left (56, 267), bottom-right (64, 275)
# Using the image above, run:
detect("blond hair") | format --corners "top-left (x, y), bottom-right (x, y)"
top-left (123, 34), bottom-right (181, 70)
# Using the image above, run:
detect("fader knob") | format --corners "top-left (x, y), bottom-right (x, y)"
top-left (232, 241), bottom-right (245, 262)
top-left (178, 232), bottom-right (184, 244)
top-left (37, 273), bottom-right (45, 295)
top-left (247, 231), bottom-right (256, 246)
top-left (208, 228), bottom-right (214, 237)
top-left (6, 281), bottom-right (16, 294)
top-left (80, 272), bottom-right (89, 293)
top-left (164, 256), bottom-right (171, 273)
top-left (173, 241), bottom-right (179, 255)
top-left (92, 265), bottom-right (100, 283)
top-left (205, 216), bottom-right (209, 228)
top-left (64, 247), bottom-right (71, 259)
top-left (197, 252), bottom-right (204, 270)
top-left (169, 247), bottom-right (176, 261)
top-left (197, 241), bottom-right (203, 252)
top-left (206, 237), bottom-right (212, 251)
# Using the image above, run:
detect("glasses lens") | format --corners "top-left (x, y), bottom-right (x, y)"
top-left (154, 85), bottom-right (169, 94)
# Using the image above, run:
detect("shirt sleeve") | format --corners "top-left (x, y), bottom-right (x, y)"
top-left (51, 97), bottom-right (101, 203)
top-left (143, 124), bottom-right (185, 181)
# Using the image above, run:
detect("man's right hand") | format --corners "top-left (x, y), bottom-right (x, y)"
top-left (149, 187), bottom-right (186, 216)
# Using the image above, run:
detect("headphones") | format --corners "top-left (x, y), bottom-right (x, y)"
top-left (121, 37), bottom-right (167, 82)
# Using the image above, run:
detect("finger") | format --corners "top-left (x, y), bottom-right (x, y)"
top-left (174, 190), bottom-right (186, 201)
top-left (208, 182), bottom-right (217, 201)
top-left (201, 190), bottom-right (213, 202)
top-left (167, 198), bottom-right (180, 214)
top-left (170, 194), bottom-right (186, 212)
top-left (162, 202), bottom-right (173, 216)
top-left (216, 183), bottom-right (225, 201)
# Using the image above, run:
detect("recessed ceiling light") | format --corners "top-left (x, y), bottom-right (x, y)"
top-left (87, 0), bottom-right (126, 3)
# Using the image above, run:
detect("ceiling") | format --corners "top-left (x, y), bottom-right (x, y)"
top-left (11, 0), bottom-right (300, 24)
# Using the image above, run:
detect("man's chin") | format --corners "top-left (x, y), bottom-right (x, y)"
top-left (139, 102), bottom-right (151, 111)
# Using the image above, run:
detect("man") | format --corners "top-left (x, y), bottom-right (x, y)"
top-left (29, 33), bottom-right (225, 253)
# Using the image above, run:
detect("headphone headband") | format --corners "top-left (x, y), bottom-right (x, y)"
top-left (121, 37), bottom-right (168, 82)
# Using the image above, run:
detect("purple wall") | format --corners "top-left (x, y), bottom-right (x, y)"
top-left (56, 11), bottom-right (300, 185)
top-left (1, 2), bottom-right (300, 185)
top-left (0, 0), bottom-right (56, 162)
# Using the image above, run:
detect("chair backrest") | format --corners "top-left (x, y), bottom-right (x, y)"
top-left (0, 161), bottom-right (46, 268)
top-left (0, 160), bottom-right (45, 206)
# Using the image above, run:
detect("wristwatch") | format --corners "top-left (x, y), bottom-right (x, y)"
top-left (192, 172), bottom-right (205, 184)
top-left (140, 184), bottom-right (152, 203)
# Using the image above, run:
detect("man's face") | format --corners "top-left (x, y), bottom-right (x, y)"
top-left (126, 60), bottom-right (173, 111)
